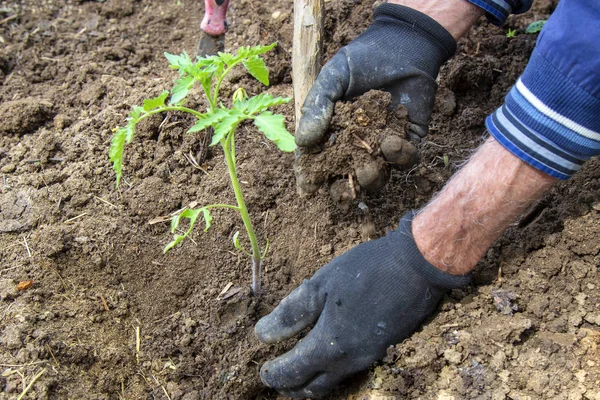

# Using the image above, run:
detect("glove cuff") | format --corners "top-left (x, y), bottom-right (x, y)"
top-left (397, 211), bottom-right (471, 289)
top-left (373, 3), bottom-right (457, 61)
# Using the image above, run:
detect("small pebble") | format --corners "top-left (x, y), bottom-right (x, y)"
top-left (319, 244), bottom-right (333, 256)
top-left (1, 163), bottom-right (16, 173)
top-left (271, 10), bottom-right (281, 20)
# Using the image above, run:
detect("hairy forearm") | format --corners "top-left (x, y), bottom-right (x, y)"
top-left (387, 0), bottom-right (484, 40)
top-left (413, 138), bottom-right (558, 275)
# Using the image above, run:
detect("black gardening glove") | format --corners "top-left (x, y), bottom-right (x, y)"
top-left (296, 3), bottom-right (456, 194)
top-left (255, 213), bottom-right (470, 398)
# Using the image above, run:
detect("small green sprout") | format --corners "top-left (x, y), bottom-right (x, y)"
top-left (525, 20), bottom-right (547, 34)
top-left (109, 43), bottom-right (295, 294)
top-left (506, 28), bottom-right (517, 38)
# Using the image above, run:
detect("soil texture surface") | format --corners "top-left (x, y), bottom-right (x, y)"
top-left (2, 0), bottom-right (600, 399)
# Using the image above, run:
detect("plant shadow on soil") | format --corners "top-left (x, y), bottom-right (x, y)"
top-left (1, 0), bottom-right (600, 399)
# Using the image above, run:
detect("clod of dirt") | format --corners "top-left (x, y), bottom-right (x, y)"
top-left (0, 98), bottom-right (53, 136)
top-left (0, 188), bottom-right (38, 233)
top-left (380, 135), bottom-right (418, 167)
top-left (0, 279), bottom-right (19, 301)
top-left (491, 288), bottom-right (519, 315)
top-left (329, 179), bottom-right (354, 212)
top-left (355, 159), bottom-right (389, 193)
top-left (296, 90), bottom-right (411, 200)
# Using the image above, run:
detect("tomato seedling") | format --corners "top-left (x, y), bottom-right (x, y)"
top-left (110, 43), bottom-right (295, 294)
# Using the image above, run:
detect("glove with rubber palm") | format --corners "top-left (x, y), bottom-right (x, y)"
top-left (255, 213), bottom-right (470, 398)
top-left (295, 3), bottom-right (457, 194)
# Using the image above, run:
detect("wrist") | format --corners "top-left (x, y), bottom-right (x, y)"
top-left (412, 138), bottom-right (557, 275)
top-left (386, 0), bottom-right (483, 40)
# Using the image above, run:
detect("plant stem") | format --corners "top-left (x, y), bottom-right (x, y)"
top-left (141, 106), bottom-right (205, 120)
top-left (222, 131), bottom-right (262, 295)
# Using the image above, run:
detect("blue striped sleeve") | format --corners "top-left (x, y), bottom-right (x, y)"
top-left (466, 0), bottom-right (533, 26)
top-left (486, 0), bottom-right (600, 180)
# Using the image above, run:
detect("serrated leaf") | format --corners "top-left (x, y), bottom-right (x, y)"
top-left (254, 111), bottom-right (296, 152)
top-left (243, 93), bottom-right (290, 115)
top-left (143, 91), bottom-right (169, 111)
top-left (211, 110), bottom-right (245, 146)
top-left (110, 107), bottom-right (143, 187)
top-left (238, 42), bottom-right (277, 58)
top-left (165, 52), bottom-right (194, 74)
top-left (525, 20), bottom-right (547, 34)
top-left (187, 109), bottom-right (227, 133)
top-left (109, 126), bottom-right (129, 187)
top-left (218, 52), bottom-right (237, 66)
top-left (164, 207), bottom-right (212, 253)
top-left (243, 55), bottom-right (269, 85)
top-left (170, 75), bottom-right (195, 105)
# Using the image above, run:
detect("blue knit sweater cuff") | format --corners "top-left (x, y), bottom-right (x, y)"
top-left (486, 52), bottom-right (600, 180)
top-left (466, 0), bottom-right (533, 26)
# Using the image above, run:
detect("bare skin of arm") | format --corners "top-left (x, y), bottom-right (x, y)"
top-left (413, 138), bottom-right (558, 275)
top-left (388, 0), bottom-right (484, 40)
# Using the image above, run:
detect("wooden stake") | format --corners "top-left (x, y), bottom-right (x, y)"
top-left (292, 0), bottom-right (324, 130)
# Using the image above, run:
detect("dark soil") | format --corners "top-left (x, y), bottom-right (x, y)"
top-left (2, 0), bottom-right (600, 399)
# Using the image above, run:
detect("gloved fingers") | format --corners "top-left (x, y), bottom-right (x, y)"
top-left (255, 279), bottom-right (325, 344)
top-left (259, 326), bottom-right (333, 392)
top-left (388, 74), bottom-right (437, 141)
top-left (295, 52), bottom-right (350, 148)
top-left (276, 371), bottom-right (345, 399)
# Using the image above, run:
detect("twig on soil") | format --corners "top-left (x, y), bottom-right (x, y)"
top-left (45, 344), bottom-right (60, 368)
top-left (94, 195), bottom-right (118, 209)
top-left (0, 14), bottom-right (17, 26)
top-left (63, 213), bottom-right (88, 224)
top-left (440, 323), bottom-right (460, 330)
top-left (17, 368), bottom-right (46, 400)
top-left (352, 134), bottom-right (373, 154)
top-left (0, 361), bottom-right (47, 368)
top-left (175, 228), bottom-right (198, 246)
top-left (498, 260), bottom-right (504, 284)
top-left (74, 27), bottom-right (86, 38)
top-left (183, 152), bottom-right (210, 176)
top-left (41, 262), bottom-right (69, 292)
top-left (151, 375), bottom-right (172, 400)
top-left (348, 174), bottom-right (357, 200)
top-left (22, 235), bottom-right (32, 258)
top-left (99, 294), bottom-right (110, 311)
top-left (263, 209), bottom-right (269, 233)
top-left (135, 326), bottom-right (141, 364)
top-left (1, 301), bottom-right (15, 321)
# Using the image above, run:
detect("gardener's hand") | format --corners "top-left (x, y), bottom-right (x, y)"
top-left (295, 0), bottom-right (483, 194)
top-left (255, 212), bottom-right (470, 398)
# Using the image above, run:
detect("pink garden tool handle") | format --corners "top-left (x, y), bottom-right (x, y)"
top-left (201, 0), bottom-right (230, 36)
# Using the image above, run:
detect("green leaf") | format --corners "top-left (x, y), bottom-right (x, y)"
top-left (187, 109), bottom-right (228, 133)
top-left (217, 52), bottom-right (237, 67)
top-left (243, 93), bottom-right (290, 115)
top-left (237, 42), bottom-right (277, 58)
top-left (232, 231), bottom-right (243, 251)
top-left (243, 55), bottom-right (269, 85)
top-left (525, 20), bottom-right (547, 34)
top-left (143, 91), bottom-right (169, 111)
top-left (170, 75), bottom-right (195, 105)
top-left (254, 111), bottom-right (296, 152)
top-left (211, 110), bottom-right (245, 146)
top-left (165, 52), bottom-right (194, 74)
top-left (109, 126), bottom-right (129, 187)
top-left (110, 106), bottom-right (143, 187)
top-left (164, 207), bottom-right (212, 253)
